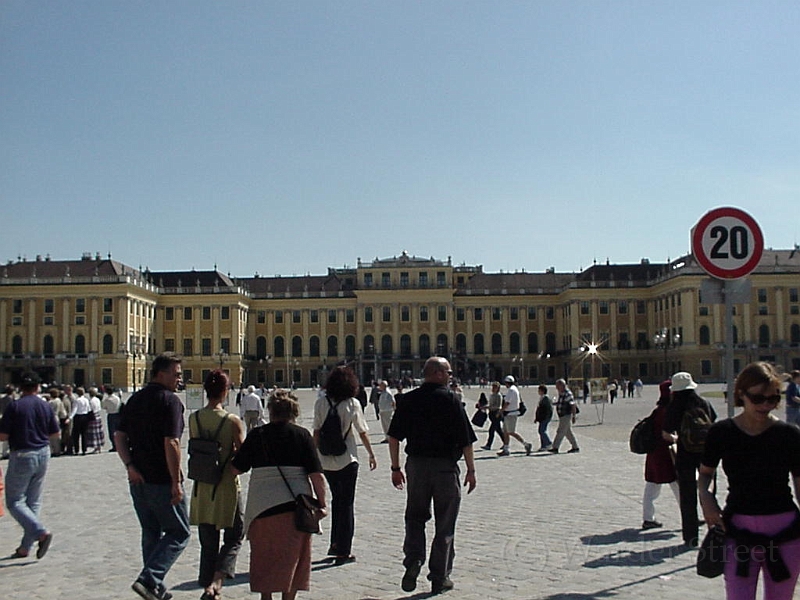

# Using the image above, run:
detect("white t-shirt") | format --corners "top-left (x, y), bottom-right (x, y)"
top-left (504, 385), bottom-right (521, 412)
top-left (313, 397), bottom-right (369, 472)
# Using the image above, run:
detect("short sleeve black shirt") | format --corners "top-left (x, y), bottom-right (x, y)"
top-left (231, 421), bottom-right (322, 475)
top-left (702, 419), bottom-right (800, 515)
top-left (387, 382), bottom-right (477, 461)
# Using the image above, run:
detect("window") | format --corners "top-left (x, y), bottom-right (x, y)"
top-left (346, 309), bottom-right (355, 323)
top-left (618, 332), bottom-right (630, 350)
top-left (182, 338), bottom-right (193, 356)
top-left (400, 335), bottom-right (412, 357)
top-left (381, 335), bottom-right (393, 357)
top-left (400, 272), bottom-right (409, 287)
top-left (790, 288), bottom-right (799, 303)
top-left (455, 334), bottom-right (467, 355)
top-left (102, 334), bottom-right (113, 355)
top-left (75, 316), bottom-right (85, 325)
top-left (202, 338), bottom-right (212, 356)
top-left (102, 368), bottom-right (113, 385)
top-left (364, 307), bottom-right (373, 322)
top-left (183, 369), bottom-right (193, 384)
top-left (275, 311), bottom-right (283, 324)
top-left (791, 324), bottom-right (800, 344)
top-left (43, 335), bottom-right (55, 356)
top-left (221, 306), bottom-right (230, 320)
top-left (420, 306), bottom-right (428, 322)
top-left (636, 300), bottom-right (646, 314)
top-left (103, 315), bottom-right (113, 325)
top-left (364, 335), bottom-right (375, 354)
top-left (510, 307), bottom-right (519, 320)
top-left (13, 299), bottom-right (24, 314)
top-left (527, 307), bottom-right (537, 320)
top-left (255, 336), bottom-right (267, 359)
top-left (758, 288), bottom-right (768, 303)
top-left (184, 307), bottom-right (193, 320)
top-left (546, 307), bottom-right (554, 320)
top-left (492, 307), bottom-right (502, 321)
top-left (401, 306), bottom-right (410, 322)
top-left (419, 272), bottom-right (428, 288)
top-left (701, 360), bottom-right (712, 376)
top-left (510, 333), bottom-right (521, 354)
top-left (257, 310), bottom-right (266, 324)
top-left (759, 306), bottom-right (768, 315)
top-left (474, 333), bottom-right (484, 355)
top-left (220, 338), bottom-right (230, 354)
top-left (364, 273), bottom-right (373, 287)
top-left (310, 310), bottom-right (319, 323)
top-left (456, 308), bottom-right (465, 321)
top-left (165, 307), bottom-right (174, 320)
top-left (309, 336), bottom-right (320, 357)
top-left (164, 338), bottom-right (175, 352)
top-left (103, 298), bottom-right (113, 312)
top-left (12, 335), bottom-right (23, 354)
top-left (419, 334), bottom-right (431, 358)
top-left (759, 324), bottom-right (770, 347)
top-left (491, 333), bottom-right (502, 354)
top-left (474, 308), bottom-right (483, 321)
top-left (76, 298), bottom-right (86, 313)
top-left (44, 299), bottom-right (54, 314)
top-left (792, 306), bottom-right (800, 315)
top-left (75, 334), bottom-right (86, 355)
top-left (699, 306), bottom-right (709, 316)
top-left (438, 306), bottom-right (447, 322)
top-left (528, 332), bottom-right (538, 353)
top-left (599, 301), bottom-right (609, 315)
top-left (380, 306), bottom-right (390, 322)
top-left (580, 301), bottom-right (590, 315)
top-left (545, 332), bottom-right (556, 354)
top-left (292, 311), bottom-right (301, 324)
top-left (437, 271), bottom-right (446, 287)
top-left (12, 316), bottom-right (22, 326)
top-left (292, 336), bottom-right (302, 357)
top-left (327, 309), bottom-right (336, 323)
top-left (202, 306), bottom-right (211, 320)
top-left (327, 336), bottom-right (338, 357)
top-left (382, 272), bottom-right (390, 287)
top-left (274, 336), bottom-right (285, 357)
top-left (618, 300), bottom-right (628, 315)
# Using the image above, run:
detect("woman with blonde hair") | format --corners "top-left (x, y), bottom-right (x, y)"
top-left (699, 362), bottom-right (800, 600)
top-left (232, 390), bottom-right (327, 600)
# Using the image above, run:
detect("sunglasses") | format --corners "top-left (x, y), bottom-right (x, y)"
top-left (743, 391), bottom-right (781, 405)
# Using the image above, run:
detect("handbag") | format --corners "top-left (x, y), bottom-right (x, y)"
top-left (697, 526), bottom-right (726, 578)
top-left (471, 409), bottom-right (488, 427)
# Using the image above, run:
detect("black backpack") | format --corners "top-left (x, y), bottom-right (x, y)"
top-left (317, 397), bottom-right (351, 456)
top-left (187, 411), bottom-right (230, 486)
top-left (680, 405), bottom-right (713, 453)
top-left (629, 409), bottom-right (658, 454)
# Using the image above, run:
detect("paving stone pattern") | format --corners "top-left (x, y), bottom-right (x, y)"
top-left (0, 385), bottom-right (765, 599)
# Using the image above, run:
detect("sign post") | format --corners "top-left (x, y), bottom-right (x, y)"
top-left (691, 207), bottom-right (764, 417)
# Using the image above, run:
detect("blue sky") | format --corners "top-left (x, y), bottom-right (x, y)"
top-left (1, 1), bottom-right (798, 277)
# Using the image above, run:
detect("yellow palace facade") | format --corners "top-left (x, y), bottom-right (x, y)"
top-left (1, 250), bottom-right (799, 390)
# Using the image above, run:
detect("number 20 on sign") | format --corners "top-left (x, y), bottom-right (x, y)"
top-left (691, 207), bottom-right (764, 280)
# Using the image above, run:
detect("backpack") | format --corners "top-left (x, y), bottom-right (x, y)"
top-left (317, 397), bottom-right (351, 456)
top-left (187, 411), bottom-right (230, 486)
top-left (629, 409), bottom-right (658, 454)
top-left (680, 406), bottom-right (713, 453)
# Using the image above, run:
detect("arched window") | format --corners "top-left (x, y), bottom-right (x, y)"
top-left (491, 333), bottom-right (502, 355)
top-left (327, 335), bottom-right (338, 358)
top-left (44, 334), bottom-right (55, 356)
top-left (791, 324), bottom-right (800, 344)
top-left (292, 336), bottom-right (303, 357)
top-left (363, 335), bottom-right (375, 355)
top-left (75, 334), bottom-right (86, 355)
top-left (345, 335), bottom-right (356, 359)
top-left (527, 333), bottom-right (538, 354)
top-left (474, 333), bottom-right (484, 356)
top-left (510, 332), bottom-right (521, 354)
top-left (699, 325), bottom-right (711, 346)
top-left (436, 334), bottom-right (448, 356)
top-left (455, 334), bottom-right (467, 355)
top-left (381, 334), bottom-right (393, 357)
top-left (273, 336), bottom-right (285, 358)
top-left (545, 332), bottom-right (556, 354)
top-left (400, 335), bottom-right (412, 357)
top-left (309, 336), bottom-right (320, 357)
top-left (419, 334), bottom-right (430, 358)
top-left (759, 324), bottom-right (770, 347)
top-left (12, 335), bottom-right (23, 355)
top-left (256, 336), bottom-right (267, 359)
top-left (102, 334), bottom-right (113, 355)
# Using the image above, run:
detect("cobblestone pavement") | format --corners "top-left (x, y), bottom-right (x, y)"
top-left (0, 384), bottom-right (764, 599)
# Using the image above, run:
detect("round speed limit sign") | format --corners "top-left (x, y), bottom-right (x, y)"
top-left (691, 207), bottom-right (764, 279)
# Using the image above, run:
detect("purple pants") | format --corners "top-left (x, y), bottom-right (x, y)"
top-left (724, 511), bottom-right (800, 600)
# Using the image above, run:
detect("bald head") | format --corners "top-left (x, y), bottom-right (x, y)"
top-left (422, 357), bottom-right (452, 384)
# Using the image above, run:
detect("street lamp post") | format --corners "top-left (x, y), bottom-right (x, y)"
top-left (216, 348), bottom-right (228, 370)
top-left (119, 341), bottom-right (146, 392)
top-left (653, 328), bottom-right (681, 378)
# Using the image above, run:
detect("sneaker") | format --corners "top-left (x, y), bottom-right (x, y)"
top-left (480, 445), bottom-right (492, 451)
top-left (36, 532), bottom-right (53, 559)
top-left (524, 442), bottom-right (532, 456)
top-left (497, 449), bottom-right (510, 456)
top-left (431, 576), bottom-right (454, 594)
top-left (547, 448), bottom-right (559, 454)
top-left (567, 447), bottom-right (580, 453)
top-left (132, 580), bottom-right (173, 600)
top-left (401, 560), bottom-right (423, 592)
top-left (642, 520), bottom-right (663, 530)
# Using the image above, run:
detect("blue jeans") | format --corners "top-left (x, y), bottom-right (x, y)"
top-left (5, 446), bottom-right (50, 552)
top-left (537, 419), bottom-right (552, 448)
top-left (129, 482), bottom-right (191, 591)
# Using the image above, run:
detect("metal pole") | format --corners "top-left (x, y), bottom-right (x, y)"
top-left (724, 281), bottom-right (735, 418)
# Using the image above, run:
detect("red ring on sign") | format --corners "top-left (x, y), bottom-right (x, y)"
top-left (691, 207), bottom-right (764, 279)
